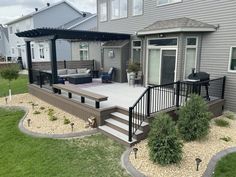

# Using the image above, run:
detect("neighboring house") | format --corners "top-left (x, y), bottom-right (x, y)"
top-left (5, 0), bottom-right (97, 68)
top-left (0, 24), bottom-right (10, 60)
top-left (96, 0), bottom-right (236, 111)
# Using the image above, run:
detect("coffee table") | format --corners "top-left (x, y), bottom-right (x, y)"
top-left (68, 75), bottom-right (92, 84)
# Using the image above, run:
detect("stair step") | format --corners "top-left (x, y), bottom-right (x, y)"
top-left (111, 112), bottom-right (149, 126)
top-left (99, 125), bottom-right (137, 145)
top-left (105, 118), bottom-right (143, 135)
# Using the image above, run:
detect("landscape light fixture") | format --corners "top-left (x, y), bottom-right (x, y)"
top-left (195, 158), bottom-right (202, 171)
top-left (70, 123), bottom-right (75, 132)
top-left (27, 119), bottom-right (31, 127)
top-left (133, 148), bottom-right (138, 159)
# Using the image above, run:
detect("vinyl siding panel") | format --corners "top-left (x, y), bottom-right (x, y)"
top-left (98, 0), bottom-right (236, 111)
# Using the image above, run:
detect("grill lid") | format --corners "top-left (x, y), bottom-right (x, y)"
top-left (188, 69), bottom-right (210, 81)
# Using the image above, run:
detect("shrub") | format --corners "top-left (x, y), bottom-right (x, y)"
top-left (40, 107), bottom-right (45, 110)
top-left (47, 109), bottom-right (54, 117)
top-left (148, 113), bottom-right (183, 165)
top-left (215, 119), bottom-right (230, 127)
top-left (49, 116), bottom-right (58, 121)
top-left (224, 111), bottom-right (235, 120)
top-left (64, 117), bottom-right (71, 125)
top-left (177, 94), bottom-right (211, 141)
top-left (220, 136), bottom-right (231, 142)
top-left (33, 111), bottom-right (41, 115)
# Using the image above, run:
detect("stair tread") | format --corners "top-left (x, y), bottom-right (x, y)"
top-left (105, 118), bottom-right (143, 135)
top-left (111, 112), bottom-right (149, 126)
top-left (99, 125), bottom-right (137, 144)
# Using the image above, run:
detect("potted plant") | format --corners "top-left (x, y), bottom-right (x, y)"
top-left (126, 62), bottom-right (140, 84)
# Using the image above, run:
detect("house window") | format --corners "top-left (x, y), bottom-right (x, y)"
top-left (100, 2), bottom-right (107, 22)
top-left (9, 27), bottom-right (13, 34)
top-left (39, 44), bottom-right (45, 59)
top-left (11, 48), bottom-right (14, 54)
top-left (133, 0), bottom-right (143, 16)
top-left (111, 0), bottom-right (128, 20)
top-left (229, 47), bottom-right (236, 71)
top-left (149, 38), bottom-right (178, 46)
top-left (184, 37), bottom-right (198, 79)
top-left (79, 42), bottom-right (89, 60)
top-left (157, 0), bottom-right (182, 6)
top-left (132, 40), bottom-right (142, 63)
top-left (31, 44), bottom-right (35, 59)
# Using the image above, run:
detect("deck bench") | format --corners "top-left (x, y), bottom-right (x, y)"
top-left (53, 84), bottom-right (108, 109)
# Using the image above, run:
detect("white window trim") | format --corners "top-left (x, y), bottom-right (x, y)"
top-left (132, 0), bottom-right (144, 16)
top-left (111, 0), bottom-right (128, 20)
top-left (100, 2), bottom-right (108, 22)
top-left (228, 46), bottom-right (236, 73)
top-left (79, 42), bottom-right (89, 60)
top-left (146, 37), bottom-right (179, 86)
top-left (183, 36), bottom-right (198, 79)
top-left (157, 0), bottom-right (182, 7)
top-left (132, 40), bottom-right (142, 63)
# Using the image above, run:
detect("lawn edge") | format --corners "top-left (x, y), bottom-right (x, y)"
top-left (202, 146), bottom-right (236, 177)
top-left (121, 148), bottom-right (147, 177)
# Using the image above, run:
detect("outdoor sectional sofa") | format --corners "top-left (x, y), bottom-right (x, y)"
top-left (57, 68), bottom-right (91, 79)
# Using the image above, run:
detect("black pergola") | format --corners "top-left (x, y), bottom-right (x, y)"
top-left (16, 28), bottom-right (130, 85)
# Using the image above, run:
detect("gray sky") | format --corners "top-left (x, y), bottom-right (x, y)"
top-left (0, 0), bottom-right (96, 25)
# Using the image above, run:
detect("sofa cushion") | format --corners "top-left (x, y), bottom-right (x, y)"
top-left (58, 69), bottom-right (67, 75)
top-left (67, 69), bottom-right (77, 74)
top-left (108, 68), bottom-right (113, 75)
top-left (77, 68), bottom-right (87, 74)
top-left (86, 69), bottom-right (91, 74)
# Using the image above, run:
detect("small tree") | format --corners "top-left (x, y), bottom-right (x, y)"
top-left (148, 113), bottom-right (183, 165)
top-left (177, 94), bottom-right (211, 141)
top-left (0, 65), bottom-right (19, 100)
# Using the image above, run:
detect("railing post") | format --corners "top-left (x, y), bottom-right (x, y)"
top-left (146, 86), bottom-right (151, 117)
top-left (221, 76), bottom-right (226, 99)
top-left (39, 71), bottom-right (42, 88)
top-left (176, 81), bottom-right (180, 108)
top-left (128, 107), bottom-right (133, 142)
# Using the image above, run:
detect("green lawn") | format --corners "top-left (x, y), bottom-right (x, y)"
top-left (213, 152), bottom-right (236, 177)
top-left (0, 75), bottom-right (28, 97)
top-left (0, 108), bottom-right (129, 177)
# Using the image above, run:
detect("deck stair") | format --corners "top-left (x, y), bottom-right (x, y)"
top-left (99, 111), bottom-right (149, 146)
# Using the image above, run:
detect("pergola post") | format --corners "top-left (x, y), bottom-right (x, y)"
top-left (50, 38), bottom-right (58, 86)
top-left (26, 41), bottom-right (33, 84)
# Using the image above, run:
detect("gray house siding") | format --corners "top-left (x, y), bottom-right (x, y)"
top-left (71, 16), bottom-right (97, 31)
top-left (33, 2), bottom-right (81, 28)
top-left (97, 0), bottom-right (236, 111)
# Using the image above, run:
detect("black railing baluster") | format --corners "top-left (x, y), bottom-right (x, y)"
top-left (128, 107), bottom-right (132, 142)
top-left (176, 81), bottom-right (180, 108)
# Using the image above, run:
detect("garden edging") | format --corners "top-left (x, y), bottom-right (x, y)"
top-left (1, 106), bottom-right (98, 139)
top-left (121, 148), bottom-right (147, 177)
top-left (202, 147), bottom-right (236, 177)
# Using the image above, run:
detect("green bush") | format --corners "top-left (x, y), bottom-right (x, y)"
top-left (49, 116), bottom-right (58, 121)
top-left (177, 94), bottom-right (211, 141)
top-left (64, 117), bottom-right (71, 125)
top-left (220, 136), bottom-right (231, 142)
top-left (215, 119), bottom-right (230, 127)
top-left (40, 107), bottom-right (45, 110)
top-left (224, 111), bottom-right (235, 120)
top-left (33, 111), bottom-right (41, 115)
top-left (148, 113), bottom-right (183, 165)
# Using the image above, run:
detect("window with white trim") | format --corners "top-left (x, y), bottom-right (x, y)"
top-left (100, 2), bottom-right (107, 22)
top-left (229, 47), bottom-right (236, 71)
top-left (79, 42), bottom-right (89, 60)
top-left (157, 0), bottom-right (182, 6)
top-left (133, 0), bottom-right (143, 16)
top-left (111, 0), bottom-right (128, 20)
top-left (184, 37), bottom-right (198, 79)
top-left (132, 40), bottom-right (142, 63)
top-left (39, 44), bottom-right (45, 59)
top-left (31, 44), bottom-right (35, 59)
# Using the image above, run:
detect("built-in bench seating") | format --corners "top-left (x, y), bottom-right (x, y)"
top-left (53, 84), bottom-right (108, 109)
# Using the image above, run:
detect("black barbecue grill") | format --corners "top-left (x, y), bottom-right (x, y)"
top-left (187, 69), bottom-right (210, 100)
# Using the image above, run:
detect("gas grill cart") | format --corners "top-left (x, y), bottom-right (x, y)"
top-left (185, 69), bottom-right (210, 101)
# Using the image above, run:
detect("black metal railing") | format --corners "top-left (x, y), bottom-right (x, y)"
top-left (32, 69), bottom-right (52, 89)
top-left (128, 76), bottom-right (226, 142)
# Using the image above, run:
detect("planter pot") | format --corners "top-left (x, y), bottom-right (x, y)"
top-left (127, 72), bottom-right (135, 85)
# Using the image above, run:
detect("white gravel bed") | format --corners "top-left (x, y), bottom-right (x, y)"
top-left (0, 93), bottom-right (92, 134)
top-left (129, 116), bottom-right (236, 177)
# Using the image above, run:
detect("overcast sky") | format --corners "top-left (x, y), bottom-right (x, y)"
top-left (0, 0), bottom-right (96, 25)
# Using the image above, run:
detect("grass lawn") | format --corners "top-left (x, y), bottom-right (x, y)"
top-left (0, 75), bottom-right (28, 97)
top-left (0, 108), bottom-right (129, 177)
top-left (213, 152), bottom-right (236, 177)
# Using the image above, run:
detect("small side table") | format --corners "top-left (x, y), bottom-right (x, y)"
top-left (92, 70), bottom-right (99, 78)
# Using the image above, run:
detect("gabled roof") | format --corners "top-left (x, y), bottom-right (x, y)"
top-left (138, 17), bottom-right (217, 36)
top-left (5, 0), bottom-right (83, 25)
